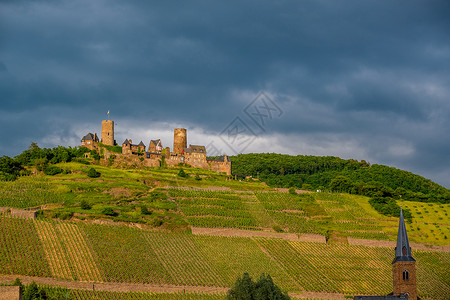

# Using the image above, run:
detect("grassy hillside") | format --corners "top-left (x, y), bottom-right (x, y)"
top-left (0, 162), bottom-right (449, 299)
top-left (0, 162), bottom-right (448, 244)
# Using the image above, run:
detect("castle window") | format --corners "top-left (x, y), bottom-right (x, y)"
top-left (402, 270), bottom-right (409, 281)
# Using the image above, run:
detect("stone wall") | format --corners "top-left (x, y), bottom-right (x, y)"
top-left (0, 286), bottom-right (21, 300)
top-left (10, 208), bottom-right (37, 219)
top-left (209, 160), bottom-right (232, 175)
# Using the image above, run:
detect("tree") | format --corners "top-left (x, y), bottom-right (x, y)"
top-left (330, 175), bottom-right (353, 193)
top-left (0, 156), bottom-right (23, 181)
top-left (227, 273), bottom-right (290, 300)
top-left (227, 272), bottom-right (254, 300)
top-left (178, 168), bottom-right (187, 178)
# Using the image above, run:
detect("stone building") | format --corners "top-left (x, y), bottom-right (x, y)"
top-left (183, 145), bottom-right (207, 165)
top-left (122, 139), bottom-right (146, 155)
top-left (81, 133), bottom-right (99, 150)
top-left (354, 209), bottom-right (418, 300)
top-left (149, 139), bottom-right (163, 153)
top-left (82, 119), bottom-right (232, 176)
top-left (207, 155), bottom-right (232, 175)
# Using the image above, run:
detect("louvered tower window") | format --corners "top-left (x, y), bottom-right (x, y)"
top-left (402, 270), bottom-right (409, 281)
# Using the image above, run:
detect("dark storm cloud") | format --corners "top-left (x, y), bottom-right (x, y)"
top-left (0, 0), bottom-right (449, 187)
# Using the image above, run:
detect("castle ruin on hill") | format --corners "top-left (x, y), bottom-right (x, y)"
top-left (81, 119), bottom-right (231, 175)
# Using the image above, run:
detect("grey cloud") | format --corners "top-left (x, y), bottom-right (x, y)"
top-left (0, 0), bottom-right (449, 187)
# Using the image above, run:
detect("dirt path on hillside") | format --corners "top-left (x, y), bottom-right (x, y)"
top-left (191, 227), bottom-right (327, 243)
top-left (0, 275), bottom-right (349, 299)
top-left (347, 237), bottom-right (450, 252)
top-left (0, 275), bottom-right (228, 294)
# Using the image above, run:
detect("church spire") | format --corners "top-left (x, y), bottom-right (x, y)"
top-left (393, 209), bottom-right (415, 263)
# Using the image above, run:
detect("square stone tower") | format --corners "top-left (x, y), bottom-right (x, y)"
top-left (101, 120), bottom-right (115, 146)
top-left (173, 128), bottom-right (187, 155)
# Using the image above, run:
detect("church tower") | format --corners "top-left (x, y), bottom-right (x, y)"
top-left (392, 209), bottom-right (417, 300)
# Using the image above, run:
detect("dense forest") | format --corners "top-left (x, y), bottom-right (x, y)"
top-left (226, 153), bottom-right (450, 204)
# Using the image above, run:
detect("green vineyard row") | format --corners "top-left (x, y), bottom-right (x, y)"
top-left (0, 215), bottom-right (448, 299)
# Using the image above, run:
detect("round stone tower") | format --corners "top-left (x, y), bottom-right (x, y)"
top-left (101, 120), bottom-right (115, 146)
top-left (173, 128), bottom-right (187, 154)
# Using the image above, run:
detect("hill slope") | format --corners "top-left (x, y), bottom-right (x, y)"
top-left (0, 162), bottom-right (449, 299)
top-left (227, 153), bottom-right (450, 202)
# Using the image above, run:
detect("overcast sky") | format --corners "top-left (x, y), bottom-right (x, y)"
top-left (1, 0), bottom-right (449, 188)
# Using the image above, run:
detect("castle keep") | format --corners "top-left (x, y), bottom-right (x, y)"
top-left (81, 119), bottom-right (231, 175)
top-left (173, 128), bottom-right (187, 155)
top-left (101, 120), bottom-right (115, 146)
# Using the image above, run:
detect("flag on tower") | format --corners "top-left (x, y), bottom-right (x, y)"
top-left (107, 110), bottom-right (110, 115)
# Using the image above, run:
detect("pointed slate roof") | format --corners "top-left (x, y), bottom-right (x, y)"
top-left (393, 209), bottom-right (415, 263)
top-left (138, 141), bottom-right (146, 147)
top-left (150, 139), bottom-right (161, 145)
top-left (81, 133), bottom-right (95, 141)
top-left (122, 139), bottom-right (130, 145)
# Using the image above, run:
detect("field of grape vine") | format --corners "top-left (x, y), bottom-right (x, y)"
top-left (0, 162), bottom-right (449, 299)
top-left (0, 214), bottom-right (448, 299)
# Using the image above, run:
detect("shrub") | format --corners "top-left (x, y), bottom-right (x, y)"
top-left (90, 149), bottom-right (100, 161)
top-left (272, 225), bottom-right (283, 232)
top-left (195, 174), bottom-right (202, 181)
top-left (178, 168), bottom-right (187, 178)
top-left (150, 218), bottom-right (163, 227)
top-left (288, 187), bottom-right (296, 195)
top-left (141, 205), bottom-right (152, 215)
top-left (0, 171), bottom-right (17, 181)
top-left (369, 197), bottom-right (412, 222)
top-left (23, 281), bottom-right (46, 300)
top-left (87, 168), bottom-right (101, 178)
top-left (301, 183), bottom-right (313, 191)
top-left (80, 200), bottom-right (92, 210)
top-left (108, 154), bottom-right (116, 166)
top-left (44, 165), bottom-right (62, 175)
top-left (102, 207), bottom-right (118, 216)
top-left (149, 191), bottom-right (168, 201)
top-left (52, 211), bottom-right (73, 220)
top-left (12, 278), bottom-right (23, 289)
